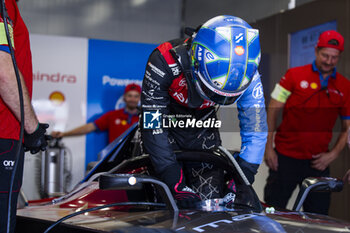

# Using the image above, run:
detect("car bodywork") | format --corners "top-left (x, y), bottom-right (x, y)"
top-left (16, 124), bottom-right (350, 233)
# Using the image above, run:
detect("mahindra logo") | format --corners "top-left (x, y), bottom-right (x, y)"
top-left (3, 160), bottom-right (15, 167)
top-left (33, 71), bottom-right (77, 84)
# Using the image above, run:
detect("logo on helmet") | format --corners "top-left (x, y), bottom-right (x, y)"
top-left (206, 52), bottom-right (214, 60)
top-left (213, 80), bottom-right (222, 87)
top-left (235, 33), bottom-right (244, 43)
top-left (197, 46), bottom-right (203, 61)
top-left (190, 15), bottom-right (260, 105)
top-left (234, 46), bottom-right (245, 56)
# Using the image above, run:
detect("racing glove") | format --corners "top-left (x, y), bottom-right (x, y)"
top-left (160, 164), bottom-right (201, 209)
top-left (174, 184), bottom-right (201, 209)
top-left (235, 156), bottom-right (259, 184)
top-left (24, 123), bottom-right (49, 154)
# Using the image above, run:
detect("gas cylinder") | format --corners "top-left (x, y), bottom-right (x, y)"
top-left (41, 138), bottom-right (69, 197)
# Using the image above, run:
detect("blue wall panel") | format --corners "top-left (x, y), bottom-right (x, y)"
top-left (86, 39), bottom-right (157, 166)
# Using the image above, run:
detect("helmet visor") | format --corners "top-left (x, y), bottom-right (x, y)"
top-left (194, 71), bottom-right (243, 105)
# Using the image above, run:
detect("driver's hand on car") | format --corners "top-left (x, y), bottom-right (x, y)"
top-left (264, 147), bottom-right (278, 171)
top-left (343, 169), bottom-right (350, 184)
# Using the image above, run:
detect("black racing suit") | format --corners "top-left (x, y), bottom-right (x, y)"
top-left (141, 38), bottom-right (267, 201)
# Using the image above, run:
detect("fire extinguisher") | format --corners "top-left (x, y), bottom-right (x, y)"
top-left (40, 138), bottom-right (71, 198)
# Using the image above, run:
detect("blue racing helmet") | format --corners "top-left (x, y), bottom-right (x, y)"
top-left (190, 15), bottom-right (261, 105)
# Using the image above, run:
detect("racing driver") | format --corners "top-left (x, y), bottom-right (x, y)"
top-left (141, 15), bottom-right (267, 208)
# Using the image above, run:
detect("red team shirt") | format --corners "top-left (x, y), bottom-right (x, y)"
top-left (94, 109), bottom-right (139, 143)
top-left (0, 0), bottom-right (33, 140)
top-left (275, 63), bottom-right (350, 159)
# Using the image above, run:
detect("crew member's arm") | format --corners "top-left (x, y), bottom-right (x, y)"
top-left (264, 98), bottom-right (284, 171)
top-left (0, 51), bottom-right (39, 134)
top-left (51, 123), bottom-right (97, 138)
top-left (264, 73), bottom-right (293, 171)
top-left (312, 81), bottom-right (350, 171)
top-left (0, 2), bottom-right (48, 154)
top-left (311, 119), bottom-right (350, 170)
top-left (236, 72), bottom-right (267, 184)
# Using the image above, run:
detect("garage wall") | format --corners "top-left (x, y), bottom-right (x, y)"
top-left (17, 0), bottom-right (315, 44)
top-left (252, 0), bottom-right (350, 221)
top-left (17, 0), bottom-right (182, 44)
